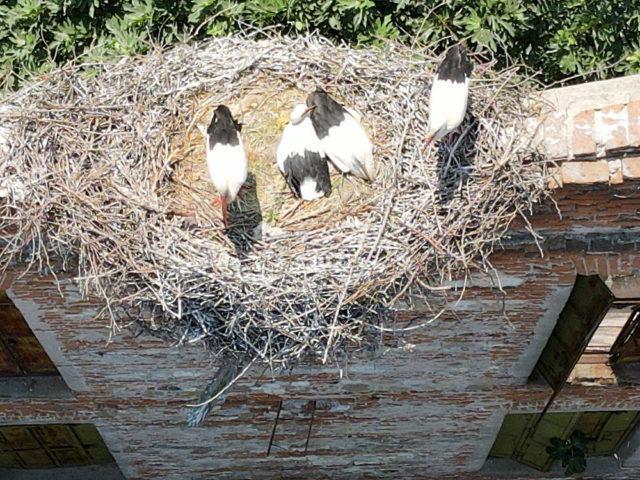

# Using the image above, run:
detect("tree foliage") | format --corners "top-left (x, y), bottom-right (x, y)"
top-left (1, 0), bottom-right (639, 90)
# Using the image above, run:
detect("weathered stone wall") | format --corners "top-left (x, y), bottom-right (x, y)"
top-left (539, 74), bottom-right (640, 189)
top-left (1, 74), bottom-right (640, 480)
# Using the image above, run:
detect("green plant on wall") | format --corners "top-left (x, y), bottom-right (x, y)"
top-left (547, 430), bottom-right (588, 475)
top-left (1, 0), bottom-right (640, 91)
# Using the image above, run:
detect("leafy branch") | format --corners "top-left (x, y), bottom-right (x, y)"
top-left (1, 0), bottom-right (639, 91)
top-left (547, 430), bottom-right (588, 475)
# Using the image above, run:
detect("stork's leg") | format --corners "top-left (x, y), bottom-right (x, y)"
top-left (425, 125), bottom-right (448, 147)
top-left (220, 195), bottom-right (228, 228)
top-left (422, 133), bottom-right (440, 160)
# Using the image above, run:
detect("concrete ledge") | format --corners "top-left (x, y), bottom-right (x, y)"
top-left (0, 376), bottom-right (72, 399)
top-left (480, 456), bottom-right (623, 478)
top-left (0, 465), bottom-right (125, 480)
top-left (543, 74), bottom-right (640, 117)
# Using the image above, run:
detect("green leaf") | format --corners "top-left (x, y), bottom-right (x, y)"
top-left (570, 430), bottom-right (588, 451)
top-left (546, 437), bottom-right (567, 459)
top-left (328, 15), bottom-right (341, 30)
top-left (472, 28), bottom-right (494, 49)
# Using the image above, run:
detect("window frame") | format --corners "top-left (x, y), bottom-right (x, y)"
top-left (488, 410), bottom-right (640, 473)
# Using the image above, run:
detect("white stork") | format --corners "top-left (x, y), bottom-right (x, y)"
top-left (426, 45), bottom-right (473, 144)
top-left (306, 89), bottom-right (375, 182)
top-left (205, 105), bottom-right (248, 227)
top-left (276, 104), bottom-right (331, 201)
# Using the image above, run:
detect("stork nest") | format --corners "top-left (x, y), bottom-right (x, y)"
top-left (0, 35), bottom-right (551, 402)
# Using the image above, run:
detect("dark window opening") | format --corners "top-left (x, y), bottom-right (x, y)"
top-left (529, 275), bottom-right (640, 388)
top-left (489, 410), bottom-right (640, 472)
top-left (0, 291), bottom-right (59, 377)
top-left (0, 424), bottom-right (117, 469)
top-left (0, 290), bottom-right (70, 397)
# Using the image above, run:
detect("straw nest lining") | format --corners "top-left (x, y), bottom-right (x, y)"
top-left (0, 35), bottom-right (550, 387)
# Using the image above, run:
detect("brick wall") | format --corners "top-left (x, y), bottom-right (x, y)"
top-left (537, 74), bottom-right (640, 188)
top-left (1, 75), bottom-right (640, 480)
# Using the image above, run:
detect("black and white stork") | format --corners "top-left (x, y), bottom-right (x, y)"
top-left (205, 105), bottom-right (248, 227)
top-left (426, 45), bottom-right (473, 144)
top-left (306, 89), bottom-right (375, 182)
top-left (276, 104), bottom-right (332, 201)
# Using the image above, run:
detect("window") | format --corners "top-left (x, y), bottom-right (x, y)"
top-left (0, 290), bottom-right (69, 397)
top-left (530, 275), bottom-right (640, 389)
top-left (489, 411), bottom-right (640, 472)
top-left (529, 275), bottom-right (614, 390)
top-left (0, 424), bottom-right (116, 469)
top-left (493, 275), bottom-right (640, 473)
top-left (569, 301), bottom-right (640, 385)
top-left (0, 291), bottom-right (59, 376)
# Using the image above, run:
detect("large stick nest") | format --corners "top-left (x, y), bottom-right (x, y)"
top-left (0, 35), bottom-right (550, 375)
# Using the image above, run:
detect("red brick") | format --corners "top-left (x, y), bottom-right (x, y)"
top-left (561, 160), bottom-right (609, 184)
top-left (547, 166), bottom-right (562, 189)
top-left (622, 156), bottom-right (640, 179)
top-left (628, 99), bottom-right (640, 147)
top-left (596, 103), bottom-right (628, 153)
top-left (608, 159), bottom-right (623, 184)
top-left (542, 111), bottom-right (568, 158)
top-left (571, 109), bottom-right (596, 157)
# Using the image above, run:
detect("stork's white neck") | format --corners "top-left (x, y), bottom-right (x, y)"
top-left (290, 104), bottom-right (310, 125)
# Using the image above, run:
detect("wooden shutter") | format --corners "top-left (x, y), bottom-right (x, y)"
top-left (610, 307), bottom-right (640, 365)
top-left (591, 411), bottom-right (640, 455)
top-left (532, 275), bottom-right (614, 391)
